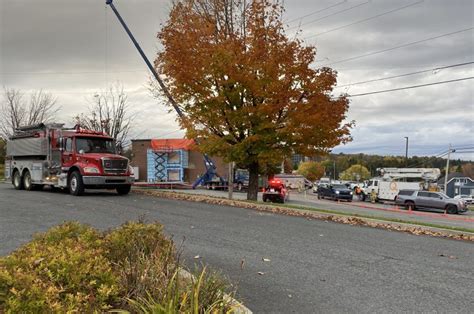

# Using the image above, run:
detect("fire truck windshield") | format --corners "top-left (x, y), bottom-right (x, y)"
top-left (76, 137), bottom-right (115, 154)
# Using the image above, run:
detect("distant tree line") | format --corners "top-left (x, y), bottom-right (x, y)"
top-left (318, 153), bottom-right (471, 179)
top-left (0, 137), bottom-right (5, 165)
top-left (294, 153), bottom-right (472, 182)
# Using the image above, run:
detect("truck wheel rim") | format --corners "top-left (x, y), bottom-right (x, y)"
top-left (24, 174), bottom-right (31, 189)
top-left (14, 174), bottom-right (20, 186)
top-left (70, 177), bottom-right (77, 191)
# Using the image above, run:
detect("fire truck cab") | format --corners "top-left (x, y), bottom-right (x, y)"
top-left (6, 123), bottom-right (134, 196)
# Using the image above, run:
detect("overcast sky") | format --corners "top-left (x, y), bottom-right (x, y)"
top-left (0, 0), bottom-right (473, 160)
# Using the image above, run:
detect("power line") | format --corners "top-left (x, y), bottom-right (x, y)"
top-left (453, 147), bottom-right (474, 151)
top-left (335, 61), bottom-right (474, 88)
top-left (321, 27), bottom-right (474, 66)
top-left (287, 1), bottom-right (370, 31)
top-left (305, 0), bottom-right (423, 39)
top-left (346, 76), bottom-right (474, 97)
top-left (453, 151), bottom-right (474, 154)
top-left (285, 0), bottom-right (347, 24)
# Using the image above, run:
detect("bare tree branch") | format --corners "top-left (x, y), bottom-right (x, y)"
top-left (0, 87), bottom-right (60, 138)
top-left (75, 83), bottom-right (135, 153)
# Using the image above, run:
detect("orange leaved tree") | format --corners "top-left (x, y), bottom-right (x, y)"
top-left (156, 0), bottom-right (352, 200)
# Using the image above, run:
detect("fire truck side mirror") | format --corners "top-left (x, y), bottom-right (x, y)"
top-left (58, 137), bottom-right (64, 151)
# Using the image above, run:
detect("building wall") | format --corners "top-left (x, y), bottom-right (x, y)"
top-left (131, 139), bottom-right (228, 183)
top-left (446, 178), bottom-right (474, 197)
top-left (131, 140), bottom-right (152, 181)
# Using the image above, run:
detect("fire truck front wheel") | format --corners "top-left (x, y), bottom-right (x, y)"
top-left (12, 170), bottom-right (24, 190)
top-left (69, 171), bottom-right (85, 196)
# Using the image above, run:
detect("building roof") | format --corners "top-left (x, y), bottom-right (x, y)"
top-left (150, 138), bottom-right (195, 151)
top-left (437, 172), bottom-right (472, 185)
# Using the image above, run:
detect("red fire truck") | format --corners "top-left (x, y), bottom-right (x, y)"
top-left (5, 123), bottom-right (134, 196)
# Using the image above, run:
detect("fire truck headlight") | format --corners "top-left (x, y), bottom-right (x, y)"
top-left (84, 167), bottom-right (100, 174)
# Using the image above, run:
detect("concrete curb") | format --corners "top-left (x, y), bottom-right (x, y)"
top-left (133, 189), bottom-right (474, 242)
top-left (178, 269), bottom-right (252, 314)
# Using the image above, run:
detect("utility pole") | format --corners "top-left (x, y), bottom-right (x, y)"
top-left (444, 144), bottom-right (453, 193)
top-left (333, 160), bottom-right (336, 181)
top-left (404, 137), bottom-right (409, 167)
top-left (228, 162), bottom-right (234, 200)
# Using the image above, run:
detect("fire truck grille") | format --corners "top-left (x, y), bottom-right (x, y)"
top-left (102, 158), bottom-right (128, 175)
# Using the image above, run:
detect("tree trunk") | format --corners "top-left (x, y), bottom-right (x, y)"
top-left (247, 162), bottom-right (259, 201)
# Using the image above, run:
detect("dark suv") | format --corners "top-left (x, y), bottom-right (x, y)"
top-left (395, 190), bottom-right (467, 214)
top-left (317, 184), bottom-right (353, 202)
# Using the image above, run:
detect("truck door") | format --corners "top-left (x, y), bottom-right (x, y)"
top-left (427, 192), bottom-right (444, 210)
top-left (416, 191), bottom-right (430, 208)
top-left (62, 137), bottom-right (75, 169)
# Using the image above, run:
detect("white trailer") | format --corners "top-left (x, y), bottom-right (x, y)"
top-left (274, 174), bottom-right (313, 190)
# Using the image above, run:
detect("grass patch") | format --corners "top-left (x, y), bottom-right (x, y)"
top-left (261, 202), bottom-right (474, 234)
top-left (0, 221), bottom-right (235, 312)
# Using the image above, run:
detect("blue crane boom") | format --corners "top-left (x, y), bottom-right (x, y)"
top-left (105, 0), bottom-right (224, 189)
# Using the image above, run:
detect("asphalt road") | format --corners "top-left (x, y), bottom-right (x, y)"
top-left (172, 188), bottom-right (474, 230)
top-left (1, 183), bottom-right (473, 313)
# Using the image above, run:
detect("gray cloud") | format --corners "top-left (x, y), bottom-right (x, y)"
top-left (1, 0), bottom-right (473, 159)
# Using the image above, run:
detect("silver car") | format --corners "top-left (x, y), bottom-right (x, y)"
top-left (395, 190), bottom-right (467, 214)
top-left (454, 194), bottom-right (473, 205)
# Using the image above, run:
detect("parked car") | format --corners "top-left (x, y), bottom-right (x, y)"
top-left (395, 190), bottom-right (467, 214)
top-left (453, 194), bottom-right (473, 205)
top-left (317, 184), bottom-right (353, 202)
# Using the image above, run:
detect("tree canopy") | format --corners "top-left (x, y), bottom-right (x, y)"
top-left (339, 164), bottom-right (371, 181)
top-left (157, 0), bottom-right (352, 199)
top-left (297, 161), bottom-right (325, 182)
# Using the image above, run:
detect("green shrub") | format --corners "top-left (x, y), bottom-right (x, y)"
top-left (105, 222), bottom-right (176, 303)
top-left (127, 267), bottom-right (234, 313)
top-left (0, 221), bottom-right (236, 313)
top-left (0, 222), bottom-right (119, 312)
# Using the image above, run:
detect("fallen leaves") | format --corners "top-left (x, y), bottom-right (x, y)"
top-left (262, 258), bottom-right (271, 262)
top-left (134, 190), bottom-right (474, 242)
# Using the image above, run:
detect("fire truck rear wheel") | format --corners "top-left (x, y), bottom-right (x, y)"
top-left (23, 171), bottom-right (33, 191)
top-left (22, 170), bottom-right (42, 191)
top-left (69, 171), bottom-right (85, 196)
top-left (13, 170), bottom-right (24, 190)
top-left (116, 185), bottom-right (131, 195)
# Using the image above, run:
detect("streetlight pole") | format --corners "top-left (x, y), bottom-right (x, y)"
top-left (444, 144), bottom-right (455, 194)
top-left (404, 137), bottom-right (409, 167)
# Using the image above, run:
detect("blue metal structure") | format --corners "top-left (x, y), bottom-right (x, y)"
top-left (147, 149), bottom-right (189, 183)
top-left (191, 155), bottom-right (225, 189)
top-left (106, 0), bottom-right (225, 189)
